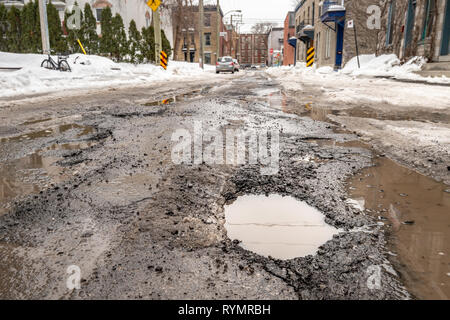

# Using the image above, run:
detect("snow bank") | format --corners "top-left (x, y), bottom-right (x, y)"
top-left (267, 54), bottom-right (449, 84)
top-left (0, 52), bottom-right (216, 98)
top-left (341, 54), bottom-right (430, 79)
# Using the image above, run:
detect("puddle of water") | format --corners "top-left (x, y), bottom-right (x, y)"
top-left (21, 118), bottom-right (52, 126)
top-left (0, 152), bottom-right (63, 215)
top-left (0, 124), bottom-right (94, 144)
top-left (348, 156), bottom-right (450, 300)
top-left (0, 124), bottom-right (96, 215)
top-left (144, 90), bottom-right (204, 107)
top-left (224, 194), bottom-right (340, 260)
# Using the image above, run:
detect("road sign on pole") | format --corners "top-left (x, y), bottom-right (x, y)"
top-left (306, 46), bottom-right (315, 67)
top-left (347, 19), bottom-right (354, 29)
top-left (160, 51), bottom-right (168, 70)
top-left (147, 0), bottom-right (161, 12)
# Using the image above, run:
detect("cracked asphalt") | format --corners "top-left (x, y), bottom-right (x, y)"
top-left (0, 71), bottom-right (427, 299)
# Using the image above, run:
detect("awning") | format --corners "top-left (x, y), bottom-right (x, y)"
top-left (298, 25), bottom-right (315, 43)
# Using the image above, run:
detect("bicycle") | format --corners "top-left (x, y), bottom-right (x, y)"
top-left (41, 53), bottom-right (71, 72)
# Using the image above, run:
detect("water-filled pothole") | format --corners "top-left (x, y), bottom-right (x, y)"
top-left (224, 194), bottom-right (340, 260)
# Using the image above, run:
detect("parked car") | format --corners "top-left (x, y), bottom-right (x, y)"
top-left (233, 59), bottom-right (240, 72)
top-left (216, 56), bottom-right (235, 74)
top-left (250, 65), bottom-right (257, 70)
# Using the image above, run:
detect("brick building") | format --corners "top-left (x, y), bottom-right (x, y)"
top-left (239, 33), bottom-right (269, 65)
top-left (172, 4), bottom-right (226, 65)
top-left (283, 11), bottom-right (296, 66)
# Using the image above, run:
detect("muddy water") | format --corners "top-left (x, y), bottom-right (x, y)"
top-left (264, 88), bottom-right (450, 298)
top-left (224, 194), bottom-right (340, 260)
top-left (348, 156), bottom-right (450, 300)
top-left (0, 123), bottom-right (95, 215)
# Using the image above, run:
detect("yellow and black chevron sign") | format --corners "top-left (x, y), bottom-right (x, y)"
top-left (306, 46), bottom-right (315, 67)
top-left (160, 51), bottom-right (168, 70)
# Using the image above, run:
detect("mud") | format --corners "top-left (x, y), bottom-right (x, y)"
top-left (0, 71), bottom-right (419, 300)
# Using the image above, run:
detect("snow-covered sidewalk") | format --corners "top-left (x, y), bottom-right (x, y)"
top-left (0, 52), bottom-right (216, 99)
top-left (267, 54), bottom-right (450, 110)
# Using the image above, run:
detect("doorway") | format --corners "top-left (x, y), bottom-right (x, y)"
top-left (440, 0), bottom-right (450, 56)
top-left (404, 0), bottom-right (417, 53)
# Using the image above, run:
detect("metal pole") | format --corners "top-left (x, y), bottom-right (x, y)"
top-left (229, 14), bottom-right (233, 58)
top-left (153, 7), bottom-right (162, 65)
top-left (199, 0), bottom-right (204, 69)
top-left (38, 0), bottom-right (50, 54)
top-left (353, 21), bottom-right (360, 68)
top-left (216, 0), bottom-right (220, 64)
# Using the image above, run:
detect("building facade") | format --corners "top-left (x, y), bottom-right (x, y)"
top-left (267, 26), bottom-right (284, 67)
top-left (283, 11), bottom-right (295, 66)
top-left (172, 5), bottom-right (226, 64)
top-left (294, 0), bottom-right (378, 69)
top-left (239, 33), bottom-right (269, 65)
top-left (377, 0), bottom-right (450, 63)
top-left (1, 0), bottom-right (173, 47)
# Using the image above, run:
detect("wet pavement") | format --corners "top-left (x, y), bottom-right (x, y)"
top-left (0, 71), bottom-right (447, 300)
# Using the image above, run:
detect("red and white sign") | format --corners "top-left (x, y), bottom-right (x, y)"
top-left (270, 48), bottom-right (273, 54)
top-left (347, 20), bottom-right (354, 29)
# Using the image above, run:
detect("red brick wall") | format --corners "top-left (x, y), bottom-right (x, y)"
top-left (283, 13), bottom-right (295, 66)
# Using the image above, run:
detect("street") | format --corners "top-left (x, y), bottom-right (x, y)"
top-left (0, 70), bottom-right (448, 300)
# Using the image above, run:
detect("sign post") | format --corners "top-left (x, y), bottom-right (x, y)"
top-left (147, 0), bottom-right (162, 66)
top-left (348, 19), bottom-right (360, 68)
top-left (160, 51), bottom-right (168, 70)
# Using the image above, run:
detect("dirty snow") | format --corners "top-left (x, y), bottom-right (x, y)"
top-left (0, 52), bottom-right (216, 98)
top-left (267, 55), bottom-right (450, 109)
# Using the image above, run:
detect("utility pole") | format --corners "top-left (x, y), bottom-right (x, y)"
top-left (153, 7), bottom-right (162, 65)
top-left (199, 0), bottom-right (204, 69)
top-left (229, 14), bottom-right (233, 58)
top-left (216, 0), bottom-right (220, 64)
top-left (38, 0), bottom-right (50, 54)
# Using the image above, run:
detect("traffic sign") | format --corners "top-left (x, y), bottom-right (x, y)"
top-left (160, 51), bottom-right (168, 70)
top-left (147, 0), bottom-right (161, 12)
top-left (306, 46), bottom-right (315, 67)
top-left (347, 20), bottom-right (354, 29)
top-left (270, 48), bottom-right (273, 54)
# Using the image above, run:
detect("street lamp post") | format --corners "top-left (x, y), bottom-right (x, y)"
top-left (221, 9), bottom-right (241, 58)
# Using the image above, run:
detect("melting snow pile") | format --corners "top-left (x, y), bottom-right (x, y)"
top-left (0, 52), bottom-right (215, 98)
top-left (267, 54), bottom-right (449, 84)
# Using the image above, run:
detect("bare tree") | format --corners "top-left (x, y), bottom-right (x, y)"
top-left (251, 22), bottom-right (276, 34)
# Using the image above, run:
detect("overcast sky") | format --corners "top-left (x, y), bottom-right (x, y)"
top-left (214, 0), bottom-right (296, 32)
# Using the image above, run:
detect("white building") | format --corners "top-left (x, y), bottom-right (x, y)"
top-left (4, 0), bottom-right (173, 47)
top-left (267, 26), bottom-right (284, 67)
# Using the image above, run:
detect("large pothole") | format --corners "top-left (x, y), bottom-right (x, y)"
top-left (224, 194), bottom-right (340, 260)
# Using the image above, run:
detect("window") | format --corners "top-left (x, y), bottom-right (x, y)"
top-left (386, 0), bottom-right (396, 46)
top-left (204, 14), bottom-right (211, 27)
top-left (312, 2), bottom-right (315, 26)
top-left (96, 9), bottom-right (103, 22)
top-left (325, 29), bottom-right (331, 58)
top-left (421, 0), bottom-right (435, 40)
top-left (191, 34), bottom-right (195, 45)
top-left (204, 33), bottom-right (211, 46)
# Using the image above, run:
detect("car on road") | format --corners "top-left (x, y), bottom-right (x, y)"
top-left (250, 65), bottom-right (257, 70)
top-left (216, 56), bottom-right (235, 74)
top-left (233, 59), bottom-right (240, 72)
